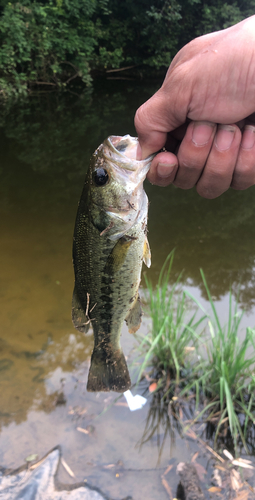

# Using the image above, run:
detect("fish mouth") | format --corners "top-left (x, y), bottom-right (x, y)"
top-left (103, 135), bottom-right (154, 172)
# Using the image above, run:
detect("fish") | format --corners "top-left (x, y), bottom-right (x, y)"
top-left (72, 135), bottom-right (152, 392)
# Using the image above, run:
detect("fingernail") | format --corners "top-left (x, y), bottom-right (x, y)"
top-left (157, 162), bottom-right (177, 178)
top-left (192, 121), bottom-right (215, 146)
top-left (215, 125), bottom-right (235, 151)
top-left (241, 125), bottom-right (255, 150)
top-left (136, 143), bottom-right (142, 160)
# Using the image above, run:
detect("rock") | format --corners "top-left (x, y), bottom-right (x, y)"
top-left (176, 462), bottom-right (206, 500)
top-left (0, 446), bottom-right (130, 500)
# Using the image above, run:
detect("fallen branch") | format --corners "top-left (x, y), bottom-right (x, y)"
top-left (106, 65), bottom-right (137, 73)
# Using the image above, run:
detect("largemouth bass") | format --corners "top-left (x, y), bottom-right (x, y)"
top-left (72, 135), bottom-right (152, 392)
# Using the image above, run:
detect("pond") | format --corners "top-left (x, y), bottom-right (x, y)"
top-left (1, 80), bottom-right (255, 499)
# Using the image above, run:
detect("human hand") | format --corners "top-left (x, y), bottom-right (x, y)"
top-left (135, 16), bottom-right (255, 198)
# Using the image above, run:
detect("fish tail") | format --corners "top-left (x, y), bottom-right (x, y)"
top-left (87, 347), bottom-right (131, 393)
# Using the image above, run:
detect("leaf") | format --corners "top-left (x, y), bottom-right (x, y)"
top-left (231, 469), bottom-right (242, 491)
top-left (26, 454), bottom-right (38, 462)
top-left (208, 486), bottom-right (222, 492)
top-left (235, 491), bottom-right (249, 500)
top-left (232, 459), bottom-right (254, 469)
top-left (149, 382), bottom-right (158, 393)
top-left (194, 462), bottom-right (207, 481)
top-left (223, 449), bottom-right (234, 461)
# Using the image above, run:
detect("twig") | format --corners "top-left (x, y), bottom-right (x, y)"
top-left (107, 77), bottom-right (134, 81)
top-left (161, 476), bottom-right (173, 499)
top-left (106, 65), bottom-right (137, 73)
top-left (61, 457), bottom-right (75, 478)
top-left (60, 60), bottom-right (79, 71)
top-left (77, 427), bottom-right (89, 434)
top-left (65, 72), bottom-right (79, 85)
top-left (163, 464), bottom-right (173, 476)
top-left (31, 81), bottom-right (57, 86)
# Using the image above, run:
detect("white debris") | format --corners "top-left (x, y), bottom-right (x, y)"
top-left (123, 390), bottom-right (147, 411)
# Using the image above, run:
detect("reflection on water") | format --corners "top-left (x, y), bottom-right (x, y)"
top-left (146, 182), bottom-right (255, 309)
top-left (1, 82), bottom-right (255, 497)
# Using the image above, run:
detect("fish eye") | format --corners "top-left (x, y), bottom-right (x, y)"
top-left (92, 168), bottom-right (109, 187)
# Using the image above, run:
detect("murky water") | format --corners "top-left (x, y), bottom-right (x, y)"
top-left (1, 81), bottom-right (255, 498)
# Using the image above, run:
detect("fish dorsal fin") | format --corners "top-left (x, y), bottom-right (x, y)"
top-left (72, 286), bottom-right (91, 333)
top-left (143, 235), bottom-right (151, 268)
top-left (125, 294), bottom-right (143, 334)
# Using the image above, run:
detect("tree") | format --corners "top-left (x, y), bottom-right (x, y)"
top-left (0, 0), bottom-right (254, 95)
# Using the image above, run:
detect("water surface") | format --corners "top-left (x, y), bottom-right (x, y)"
top-left (1, 82), bottom-right (255, 498)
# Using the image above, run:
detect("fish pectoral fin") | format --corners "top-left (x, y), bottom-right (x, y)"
top-left (125, 294), bottom-right (143, 334)
top-left (87, 347), bottom-right (131, 392)
top-left (72, 287), bottom-right (91, 333)
top-left (104, 236), bottom-right (133, 274)
top-left (143, 235), bottom-right (151, 268)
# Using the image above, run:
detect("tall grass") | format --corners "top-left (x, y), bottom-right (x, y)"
top-left (136, 251), bottom-right (205, 386)
top-left (185, 270), bottom-right (255, 450)
top-left (137, 252), bottom-right (255, 452)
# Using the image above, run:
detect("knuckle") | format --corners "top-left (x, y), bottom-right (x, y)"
top-left (181, 159), bottom-right (204, 172)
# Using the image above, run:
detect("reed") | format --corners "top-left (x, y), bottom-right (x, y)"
top-left (136, 251), bottom-right (205, 387)
top-left (138, 253), bottom-right (255, 451)
top-left (185, 270), bottom-right (255, 450)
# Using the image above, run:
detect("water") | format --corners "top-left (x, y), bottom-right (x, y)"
top-left (1, 81), bottom-right (255, 498)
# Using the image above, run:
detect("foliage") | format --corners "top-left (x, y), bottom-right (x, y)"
top-left (138, 252), bottom-right (255, 451)
top-left (185, 271), bottom-right (255, 451)
top-left (178, 0), bottom-right (255, 47)
top-left (1, 0), bottom-right (255, 94)
top-left (0, 0), bottom-right (98, 94)
top-left (95, 0), bottom-right (182, 70)
top-left (136, 251), bottom-right (205, 385)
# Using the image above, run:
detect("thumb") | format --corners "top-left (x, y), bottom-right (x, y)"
top-left (134, 89), bottom-right (184, 159)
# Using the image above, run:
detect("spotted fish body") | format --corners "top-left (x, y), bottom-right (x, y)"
top-left (72, 135), bottom-right (152, 392)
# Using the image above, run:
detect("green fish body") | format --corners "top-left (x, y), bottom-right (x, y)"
top-left (72, 135), bottom-right (152, 392)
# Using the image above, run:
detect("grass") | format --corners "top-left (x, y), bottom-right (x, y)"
top-left (184, 270), bottom-right (255, 451)
top-left (137, 253), bottom-right (255, 453)
top-left (136, 251), bottom-right (205, 387)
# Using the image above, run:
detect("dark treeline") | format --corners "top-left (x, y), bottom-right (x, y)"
top-left (0, 0), bottom-right (255, 96)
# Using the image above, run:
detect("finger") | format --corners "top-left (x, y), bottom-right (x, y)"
top-left (196, 124), bottom-right (242, 199)
top-left (173, 121), bottom-right (216, 189)
top-left (135, 89), bottom-right (186, 160)
top-left (146, 151), bottom-right (178, 186)
top-left (231, 125), bottom-right (255, 190)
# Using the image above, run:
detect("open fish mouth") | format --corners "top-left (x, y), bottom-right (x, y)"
top-left (102, 135), bottom-right (154, 172)
top-left (111, 135), bottom-right (138, 159)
